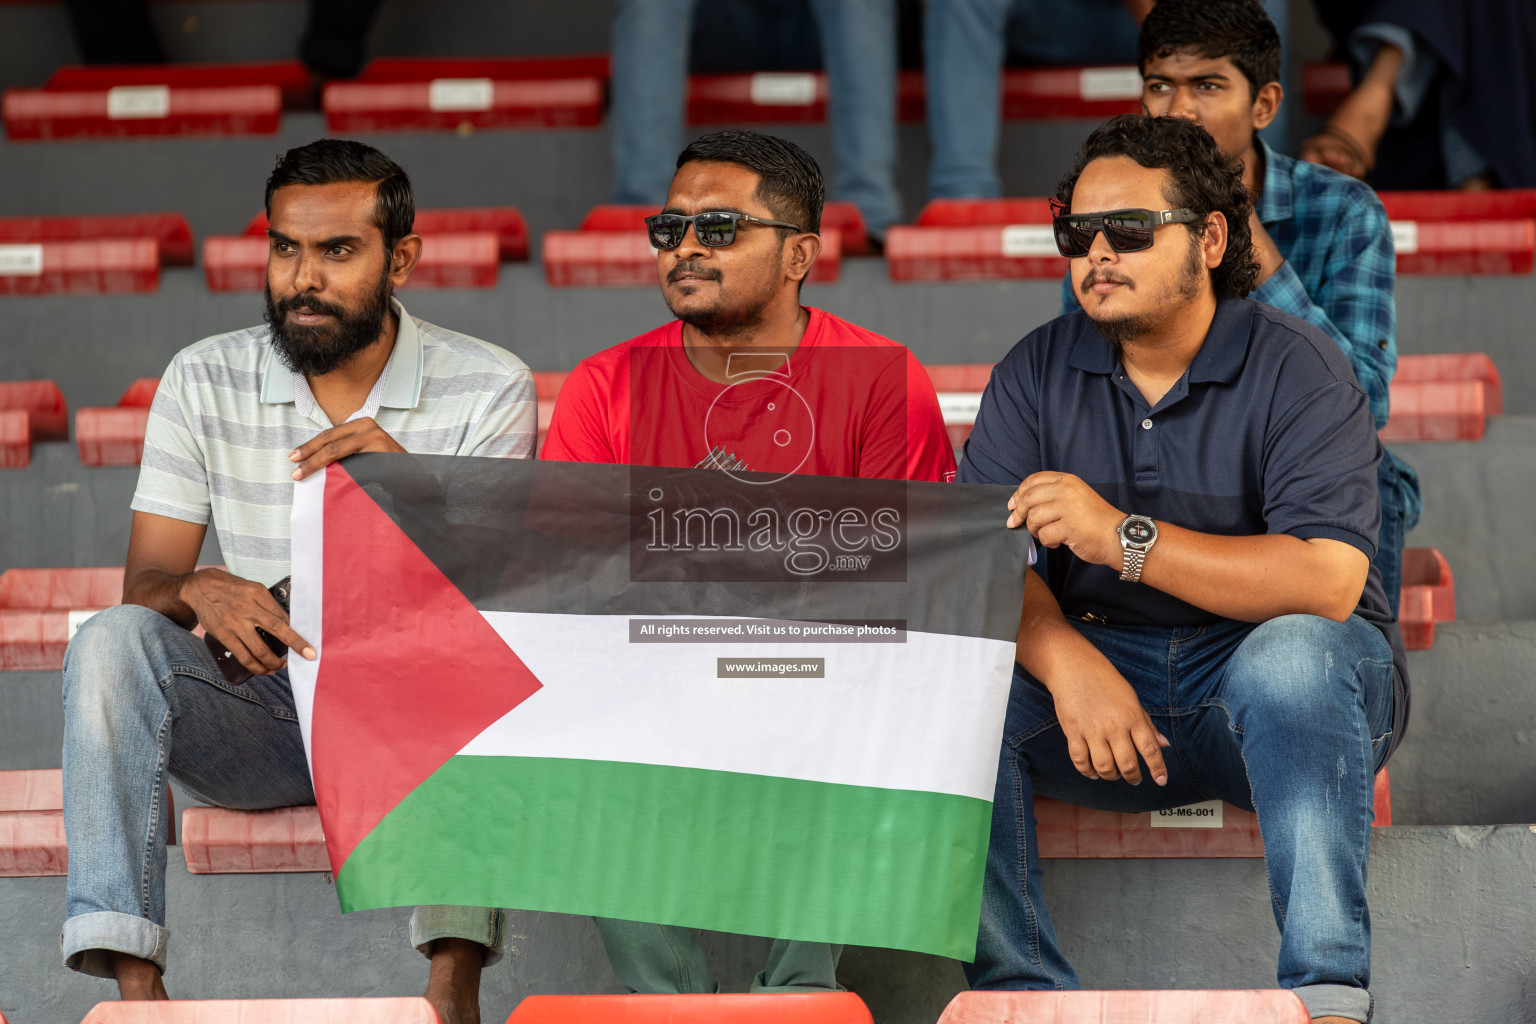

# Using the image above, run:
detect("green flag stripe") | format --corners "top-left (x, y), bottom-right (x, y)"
top-left (338, 755), bottom-right (991, 961)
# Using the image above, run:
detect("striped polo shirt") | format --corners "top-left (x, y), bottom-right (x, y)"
top-left (131, 299), bottom-right (536, 586)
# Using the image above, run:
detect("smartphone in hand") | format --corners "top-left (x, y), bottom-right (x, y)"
top-left (205, 576), bottom-right (292, 685)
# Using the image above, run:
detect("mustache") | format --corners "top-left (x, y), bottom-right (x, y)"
top-left (668, 261), bottom-right (722, 284)
top-left (275, 292), bottom-right (348, 318)
top-left (1080, 268), bottom-right (1134, 293)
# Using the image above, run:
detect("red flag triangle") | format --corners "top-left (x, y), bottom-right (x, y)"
top-left (312, 462), bottom-right (543, 876)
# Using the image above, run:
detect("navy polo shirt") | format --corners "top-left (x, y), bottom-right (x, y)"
top-left (959, 297), bottom-right (1408, 754)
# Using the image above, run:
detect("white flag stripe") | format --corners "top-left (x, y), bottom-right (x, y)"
top-left (288, 471), bottom-right (325, 784)
top-left (460, 611), bottom-right (1014, 802)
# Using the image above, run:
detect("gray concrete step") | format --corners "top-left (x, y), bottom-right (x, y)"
top-left (2, 824), bottom-right (1530, 1024)
top-left (1398, 415), bottom-right (1536, 621)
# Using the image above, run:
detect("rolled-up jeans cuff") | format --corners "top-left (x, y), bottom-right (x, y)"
top-left (61, 911), bottom-right (168, 979)
top-left (1295, 982), bottom-right (1372, 1022)
top-left (408, 906), bottom-right (506, 968)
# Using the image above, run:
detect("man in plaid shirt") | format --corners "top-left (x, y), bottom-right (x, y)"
top-left (1062, 0), bottom-right (1420, 609)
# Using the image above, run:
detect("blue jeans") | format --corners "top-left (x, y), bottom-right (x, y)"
top-left (1375, 451), bottom-right (1417, 618)
top-left (609, 0), bottom-right (901, 237)
top-left (59, 603), bottom-right (504, 979)
top-left (924, 0), bottom-right (1140, 199)
top-left (966, 614), bottom-right (1395, 1024)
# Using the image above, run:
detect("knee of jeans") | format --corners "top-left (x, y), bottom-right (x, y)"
top-left (1229, 614), bottom-right (1365, 713)
top-left (63, 604), bottom-right (176, 716)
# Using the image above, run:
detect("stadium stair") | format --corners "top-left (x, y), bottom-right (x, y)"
top-left (935, 990), bottom-right (1308, 1023)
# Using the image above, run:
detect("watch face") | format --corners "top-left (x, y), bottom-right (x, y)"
top-left (1122, 518), bottom-right (1156, 546)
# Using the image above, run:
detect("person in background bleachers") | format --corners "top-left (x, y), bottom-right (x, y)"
top-left (962, 114), bottom-right (1407, 1024)
top-left (58, 140), bottom-right (532, 1024)
top-left (1300, 0), bottom-right (1536, 190)
top-left (1059, 0), bottom-right (1419, 615)
top-left (608, 0), bottom-right (903, 245)
top-left (61, 0), bottom-right (384, 80)
top-left (543, 128), bottom-right (955, 991)
top-left (923, 0), bottom-right (1147, 201)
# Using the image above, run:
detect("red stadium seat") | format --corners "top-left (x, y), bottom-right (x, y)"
top-left (76, 378), bottom-right (159, 467)
top-left (1395, 353), bottom-right (1501, 414)
top-left (999, 66), bottom-right (1143, 119)
top-left (1302, 61), bottom-right (1351, 117)
top-left (0, 379), bottom-right (68, 467)
top-left (686, 66), bottom-right (1140, 125)
top-left (3, 84), bottom-right (281, 140)
top-left (205, 233), bottom-right (500, 291)
top-left (244, 207), bottom-right (529, 262)
top-left (532, 371), bottom-right (568, 454)
top-left (1034, 770), bottom-right (1390, 859)
top-left (1399, 548), bottom-right (1456, 651)
top-left (508, 994), bottom-right (874, 1023)
top-left (0, 213), bottom-right (193, 266)
top-left (1377, 189), bottom-right (1536, 222)
top-left (0, 238), bottom-right (158, 295)
top-left (936, 990), bottom-right (1309, 1024)
top-left (890, 200), bottom-right (1059, 282)
top-left (323, 79), bottom-right (602, 133)
top-left (45, 60), bottom-right (313, 111)
top-left (1390, 219), bottom-right (1534, 275)
top-left (360, 55), bottom-right (611, 83)
top-left (181, 805), bottom-right (330, 874)
top-left (78, 998), bottom-right (443, 1023)
top-left (0, 768), bottom-right (66, 877)
top-left (0, 566), bottom-right (123, 670)
top-left (545, 206), bottom-right (842, 287)
top-left (1381, 380), bottom-right (1489, 441)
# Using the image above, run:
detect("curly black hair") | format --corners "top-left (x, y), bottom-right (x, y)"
top-left (1053, 114), bottom-right (1260, 300)
top-left (1137, 0), bottom-right (1281, 103)
top-left (677, 129), bottom-right (825, 235)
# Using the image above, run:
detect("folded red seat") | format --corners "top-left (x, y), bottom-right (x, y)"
top-left (3, 84), bottom-right (281, 140)
top-left (0, 379), bottom-right (68, 468)
top-left (45, 60), bottom-right (312, 110)
top-left (75, 378), bottom-right (157, 467)
top-left (0, 213), bottom-right (193, 267)
top-left (544, 205), bottom-right (842, 287)
top-left (1398, 548), bottom-right (1455, 651)
top-left (937, 990), bottom-right (1310, 1024)
top-left (325, 58), bottom-right (602, 133)
top-left (205, 232), bottom-right (500, 291)
top-left (244, 207), bottom-right (529, 262)
top-left (0, 238), bottom-right (158, 295)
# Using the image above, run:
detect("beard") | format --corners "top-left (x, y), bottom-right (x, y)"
top-left (664, 251), bottom-right (782, 339)
top-left (264, 267), bottom-right (392, 377)
top-left (1083, 234), bottom-right (1206, 353)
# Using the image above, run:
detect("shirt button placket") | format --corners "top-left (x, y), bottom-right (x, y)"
top-left (1134, 415), bottom-right (1158, 482)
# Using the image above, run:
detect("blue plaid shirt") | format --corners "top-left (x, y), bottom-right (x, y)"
top-left (1058, 140), bottom-right (1420, 528)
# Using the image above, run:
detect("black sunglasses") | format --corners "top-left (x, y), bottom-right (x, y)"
top-left (644, 211), bottom-right (803, 250)
top-left (1052, 207), bottom-right (1199, 257)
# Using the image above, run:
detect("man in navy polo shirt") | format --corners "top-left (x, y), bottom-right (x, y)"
top-left (960, 114), bottom-right (1407, 1024)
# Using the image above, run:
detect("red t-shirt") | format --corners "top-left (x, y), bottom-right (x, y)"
top-left (542, 307), bottom-right (956, 483)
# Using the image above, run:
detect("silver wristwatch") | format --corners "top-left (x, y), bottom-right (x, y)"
top-left (1117, 514), bottom-right (1158, 583)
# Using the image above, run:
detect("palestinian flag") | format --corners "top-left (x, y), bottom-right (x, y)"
top-left (288, 454), bottom-right (1028, 960)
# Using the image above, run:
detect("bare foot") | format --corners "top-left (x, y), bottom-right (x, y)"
top-left (424, 938), bottom-right (484, 1024)
top-left (113, 952), bottom-right (168, 1000)
top-left (1458, 173), bottom-right (1495, 191)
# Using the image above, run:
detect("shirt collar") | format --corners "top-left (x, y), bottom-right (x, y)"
top-left (1066, 299), bottom-right (1254, 384)
top-left (1255, 138), bottom-right (1294, 227)
top-left (260, 297), bottom-right (424, 410)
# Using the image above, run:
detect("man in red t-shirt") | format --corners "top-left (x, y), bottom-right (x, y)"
top-left (543, 129), bottom-right (954, 992)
